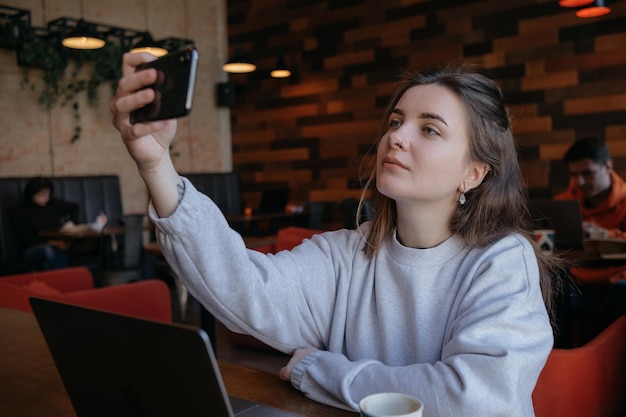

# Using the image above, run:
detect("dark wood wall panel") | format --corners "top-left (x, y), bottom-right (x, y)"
top-left (226, 0), bottom-right (626, 212)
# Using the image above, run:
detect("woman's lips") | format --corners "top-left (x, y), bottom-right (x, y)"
top-left (382, 156), bottom-right (408, 170)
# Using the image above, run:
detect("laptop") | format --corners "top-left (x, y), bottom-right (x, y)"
top-left (29, 297), bottom-right (300, 417)
top-left (527, 199), bottom-right (585, 250)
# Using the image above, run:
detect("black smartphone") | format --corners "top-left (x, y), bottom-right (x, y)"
top-left (130, 47), bottom-right (199, 124)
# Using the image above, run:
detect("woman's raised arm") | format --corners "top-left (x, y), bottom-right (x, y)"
top-left (110, 52), bottom-right (183, 218)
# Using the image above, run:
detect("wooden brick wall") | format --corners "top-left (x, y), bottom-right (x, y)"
top-left (226, 0), bottom-right (626, 211)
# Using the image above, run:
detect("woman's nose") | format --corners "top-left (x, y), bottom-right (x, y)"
top-left (388, 131), bottom-right (405, 149)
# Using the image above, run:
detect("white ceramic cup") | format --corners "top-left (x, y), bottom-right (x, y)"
top-left (533, 229), bottom-right (555, 254)
top-left (359, 392), bottom-right (423, 417)
top-left (589, 228), bottom-right (608, 240)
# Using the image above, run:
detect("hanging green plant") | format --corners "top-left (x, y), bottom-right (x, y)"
top-left (17, 27), bottom-right (69, 108)
top-left (15, 24), bottom-right (122, 143)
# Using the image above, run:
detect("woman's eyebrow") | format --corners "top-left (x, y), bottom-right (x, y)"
top-left (393, 108), bottom-right (449, 127)
top-left (418, 112), bottom-right (448, 127)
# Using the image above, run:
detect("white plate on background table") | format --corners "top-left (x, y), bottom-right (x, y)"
top-left (600, 253), bottom-right (626, 259)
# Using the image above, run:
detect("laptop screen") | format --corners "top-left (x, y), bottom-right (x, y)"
top-left (528, 199), bottom-right (584, 250)
top-left (29, 297), bottom-right (299, 417)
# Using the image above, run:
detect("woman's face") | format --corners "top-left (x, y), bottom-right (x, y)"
top-left (376, 83), bottom-right (473, 208)
top-left (33, 188), bottom-right (51, 207)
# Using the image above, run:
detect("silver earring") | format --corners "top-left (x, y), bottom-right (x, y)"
top-left (459, 184), bottom-right (466, 205)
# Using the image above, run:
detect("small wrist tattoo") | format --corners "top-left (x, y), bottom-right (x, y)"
top-left (177, 182), bottom-right (185, 203)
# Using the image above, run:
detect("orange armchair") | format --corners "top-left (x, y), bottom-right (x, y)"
top-left (251, 226), bottom-right (323, 254)
top-left (0, 267), bottom-right (172, 322)
top-left (533, 315), bottom-right (626, 417)
top-left (0, 267), bottom-right (93, 312)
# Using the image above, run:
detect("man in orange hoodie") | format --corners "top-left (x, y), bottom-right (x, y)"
top-left (555, 138), bottom-right (626, 345)
top-left (556, 137), bottom-right (626, 238)
top-left (556, 137), bottom-right (626, 284)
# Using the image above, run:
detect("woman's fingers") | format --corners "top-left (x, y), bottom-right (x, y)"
top-left (112, 86), bottom-right (155, 115)
top-left (112, 52), bottom-right (159, 114)
top-left (121, 52), bottom-right (158, 77)
top-left (111, 56), bottom-right (160, 135)
top-left (278, 346), bottom-right (319, 381)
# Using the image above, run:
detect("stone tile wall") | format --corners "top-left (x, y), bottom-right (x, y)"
top-left (226, 0), bottom-right (626, 210)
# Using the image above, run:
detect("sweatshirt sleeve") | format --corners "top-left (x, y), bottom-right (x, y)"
top-left (150, 178), bottom-right (346, 353)
top-left (291, 322), bottom-right (550, 415)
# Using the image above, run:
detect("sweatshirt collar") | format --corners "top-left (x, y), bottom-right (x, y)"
top-left (385, 230), bottom-right (466, 267)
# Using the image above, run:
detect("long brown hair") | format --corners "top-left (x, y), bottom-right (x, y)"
top-left (358, 62), bottom-right (566, 323)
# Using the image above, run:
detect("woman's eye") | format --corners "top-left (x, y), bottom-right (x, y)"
top-left (423, 126), bottom-right (440, 136)
top-left (389, 119), bottom-right (402, 128)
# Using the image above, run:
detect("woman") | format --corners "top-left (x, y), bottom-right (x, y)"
top-left (11, 177), bottom-right (78, 270)
top-left (112, 54), bottom-right (563, 416)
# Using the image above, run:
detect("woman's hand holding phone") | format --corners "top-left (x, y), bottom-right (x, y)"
top-left (111, 52), bottom-right (178, 173)
top-left (111, 52), bottom-right (188, 219)
top-left (130, 48), bottom-right (198, 124)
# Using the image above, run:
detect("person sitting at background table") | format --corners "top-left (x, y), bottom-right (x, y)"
top-left (10, 176), bottom-right (79, 270)
top-left (112, 55), bottom-right (565, 416)
top-left (555, 137), bottom-right (626, 284)
top-left (555, 137), bottom-right (626, 239)
top-left (555, 137), bottom-right (626, 328)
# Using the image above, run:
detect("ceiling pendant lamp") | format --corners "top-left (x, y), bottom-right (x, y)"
top-left (61, 1), bottom-right (104, 50)
top-left (575, 0), bottom-right (611, 17)
top-left (129, 3), bottom-right (168, 57)
top-left (130, 32), bottom-right (168, 57)
top-left (62, 19), bottom-right (105, 49)
top-left (270, 68), bottom-right (291, 78)
top-left (270, 49), bottom-right (291, 78)
top-left (223, 49), bottom-right (256, 74)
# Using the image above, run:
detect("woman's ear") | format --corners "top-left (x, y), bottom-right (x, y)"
top-left (464, 162), bottom-right (490, 191)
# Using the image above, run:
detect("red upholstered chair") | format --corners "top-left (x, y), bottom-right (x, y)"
top-left (273, 226), bottom-right (323, 252)
top-left (0, 267), bottom-right (93, 312)
top-left (58, 280), bottom-right (172, 322)
top-left (251, 226), bottom-right (324, 254)
top-left (0, 266), bottom-right (172, 322)
top-left (533, 315), bottom-right (626, 417)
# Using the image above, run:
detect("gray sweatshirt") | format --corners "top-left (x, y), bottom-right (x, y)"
top-left (150, 178), bottom-right (553, 416)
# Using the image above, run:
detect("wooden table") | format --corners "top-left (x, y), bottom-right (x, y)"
top-left (558, 249), bottom-right (626, 271)
top-left (40, 225), bottom-right (125, 270)
top-left (221, 362), bottom-right (355, 416)
top-left (0, 308), bottom-right (355, 417)
top-left (0, 308), bottom-right (76, 417)
top-left (39, 225), bottom-right (125, 239)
